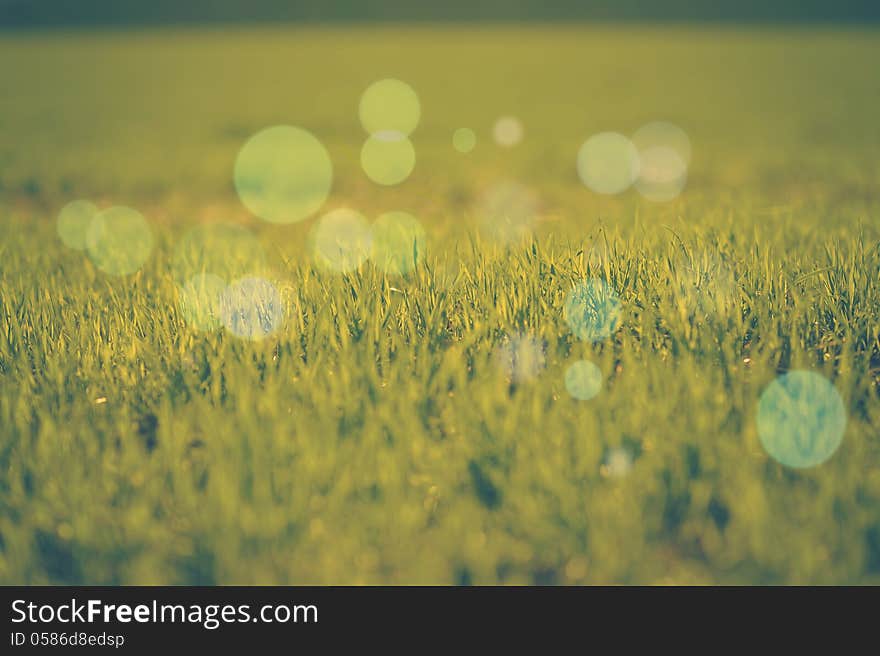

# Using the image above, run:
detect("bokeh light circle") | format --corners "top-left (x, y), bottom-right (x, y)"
top-left (564, 278), bottom-right (621, 342)
top-left (234, 125), bottom-right (332, 224)
top-left (360, 133), bottom-right (416, 186)
top-left (178, 273), bottom-right (225, 332)
top-left (635, 146), bottom-right (687, 201)
top-left (57, 199), bottom-right (98, 250)
top-left (672, 252), bottom-right (738, 320)
top-left (310, 208), bottom-right (372, 273)
top-left (564, 360), bottom-right (603, 400)
top-left (370, 211), bottom-right (426, 275)
top-left (493, 116), bottom-right (524, 147)
top-left (173, 223), bottom-right (267, 285)
top-left (632, 121), bottom-right (691, 166)
top-left (604, 448), bottom-right (633, 478)
top-left (477, 181), bottom-right (539, 245)
top-left (577, 132), bottom-right (639, 195)
top-left (85, 206), bottom-right (153, 276)
top-left (359, 78), bottom-right (421, 136)
top-left (494, 335), bottom-right (545, 383)
top-left (632, 122), bottom-right (691, 202)
top-left (452, 128), bottom-right (477, 153)
top-left (757, 370), bottom-right (846, 468)
top-left (219, 277), bottom-right (283, 341)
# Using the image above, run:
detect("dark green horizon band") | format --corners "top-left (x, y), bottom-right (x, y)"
top-left (1, 0), bottom-right (878, 29)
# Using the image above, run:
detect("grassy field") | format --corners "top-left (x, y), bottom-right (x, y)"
top-left (1, 25), bottom-right (879, 585)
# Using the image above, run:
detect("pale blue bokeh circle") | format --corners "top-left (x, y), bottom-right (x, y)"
top-left (757, 370), bottom-right (846, 468)
top-left (220, 277), bottom-right (283, 341)
top-left (494, 335), bottom-right (545, 382)
top-left (563, 278), bottom-right (621, 342)
top-left (564, 360), bottom-right (603, 400)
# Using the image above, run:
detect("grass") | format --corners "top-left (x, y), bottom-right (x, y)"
top-left (1, 25), bottom-right (879, 584)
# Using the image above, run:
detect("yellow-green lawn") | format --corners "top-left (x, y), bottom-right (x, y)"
top-left (1, 26), bottom-right (879, 584)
